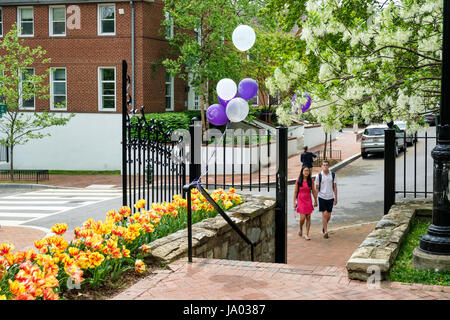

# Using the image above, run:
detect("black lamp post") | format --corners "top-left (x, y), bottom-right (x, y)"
top-left (418, 0), bottom-right (450, 256)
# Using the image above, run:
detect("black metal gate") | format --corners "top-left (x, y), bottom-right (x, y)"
top-left (122, 61), bottom-right (186, 211)
top-left (121, 60), bottom-right (288, 263)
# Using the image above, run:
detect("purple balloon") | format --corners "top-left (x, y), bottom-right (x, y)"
top-left (301, 92), bottom-right (312, 113)
top-left (238, 78), bottom-right (258, 101)
top-left (207, 104), bottom-right (228, 126)
top-left (218, 93), bottom-right (237, 107)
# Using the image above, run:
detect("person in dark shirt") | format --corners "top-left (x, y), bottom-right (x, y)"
top-left (300, 146), bottom-right (317, 169)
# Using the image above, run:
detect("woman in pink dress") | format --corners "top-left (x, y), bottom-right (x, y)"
top-left (293, 166), bottom-right (318, 240)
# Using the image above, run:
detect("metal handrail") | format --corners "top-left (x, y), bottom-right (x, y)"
top-left (183, 181), bottom-right (255, 263)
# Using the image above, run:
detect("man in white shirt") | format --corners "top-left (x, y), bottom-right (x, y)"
top-left (314, 160), bottom-right (337, 239)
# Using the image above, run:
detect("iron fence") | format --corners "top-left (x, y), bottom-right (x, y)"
top-left (395, 131), bottom-right (436, 199)
top-left (312, 149), bottom-right (342, 167)
top-left (0, 170), bottom-right (49, 183)
top-left (201, 127), bottom-right (274, 191)
top-left (384, 125), bottom-right (436, 214)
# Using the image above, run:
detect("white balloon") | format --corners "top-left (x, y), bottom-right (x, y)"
top-left (232, 25), bottom-right (256, 52)
top-left (226, 98), bottom-right (249, 122)
top-left (216, 78), bottom-right (237, 101)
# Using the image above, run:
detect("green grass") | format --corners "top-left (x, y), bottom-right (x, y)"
top-left (389, 217), bottom-right (450, 286)
top-left (48, 170), bottom-right (121, 175)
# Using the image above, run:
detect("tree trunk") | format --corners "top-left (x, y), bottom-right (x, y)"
top-left (200, 82), bottom-right (206, 133)
top-left (323, 131), bottom-right (328, 161)
top-left (205, 80), bottom-right (209, 131)
top-left (9, 144), bottom-right (14, 182)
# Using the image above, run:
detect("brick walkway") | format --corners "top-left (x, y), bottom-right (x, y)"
top-left (112, 221), bottom-right (450, 300)
top-left (112, 258), bottom-right (450, 300)
top-left (0, 226), bottom-right (47, 252)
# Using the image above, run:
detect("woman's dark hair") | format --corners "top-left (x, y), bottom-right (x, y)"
top-left (298, 166), bottom-right (312, 189)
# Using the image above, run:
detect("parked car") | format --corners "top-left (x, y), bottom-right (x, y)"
top-left (394, 121), bottom-right (416, 146)
top-left (424, 112), bottom-right (437, 126)
top-left (361, 124), bottom-right (406, 159)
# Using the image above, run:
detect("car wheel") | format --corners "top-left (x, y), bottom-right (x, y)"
top-left (395, 145), bottom-right (399, 157)
top-left (362, 152), bottom-right (368, 159)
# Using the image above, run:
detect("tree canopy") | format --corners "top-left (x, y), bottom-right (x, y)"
top-left (263, 0), bottom-right (442, 132)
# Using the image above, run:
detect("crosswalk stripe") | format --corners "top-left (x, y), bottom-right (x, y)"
top-left (0, 212), bottom-right (46, 218)
top-left (0, 206), bottom-right (71, 211)
top-left (0, 188), bottom-right (122, 227)
top-left (0, 201), bottom-right (70, 205)
top-left (0, 220), bottom-right (28, 226)
top-left (34, 189), bottom-right (122, 193)
top-left (4, 196), bottom-right (115, 200)
top-left (22, 192), bottom-right (122, 196)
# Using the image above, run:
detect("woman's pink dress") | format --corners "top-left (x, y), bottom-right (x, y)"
top-left (296, 179), bottom-right (313, 215)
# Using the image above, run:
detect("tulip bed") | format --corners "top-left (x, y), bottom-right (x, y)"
top-left (0, 188), bottom-right (242, 300)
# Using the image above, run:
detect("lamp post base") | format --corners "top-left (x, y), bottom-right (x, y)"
top-left (413, 247), bottom-right (450, 271)
top-left (419, 225), bottom-right (450, 255)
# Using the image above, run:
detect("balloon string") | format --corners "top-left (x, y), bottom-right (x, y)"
top-left (194, 122), bottom-right (231, 187)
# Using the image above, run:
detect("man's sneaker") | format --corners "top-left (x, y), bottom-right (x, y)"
top-left (324, 233), bottom-right (329, 239)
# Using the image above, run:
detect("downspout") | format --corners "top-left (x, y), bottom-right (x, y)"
top-left (130, 0), bottom-right (135, 110)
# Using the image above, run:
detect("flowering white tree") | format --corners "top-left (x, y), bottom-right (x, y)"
top-left (265, 0), bottom-right (442, 132)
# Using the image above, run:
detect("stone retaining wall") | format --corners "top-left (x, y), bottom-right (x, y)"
top-left (145, 194), bottom-right (276, 264)
top-left (346, 200), bottom-right (432, 281)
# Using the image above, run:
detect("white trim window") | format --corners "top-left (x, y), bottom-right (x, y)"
top-left (49, 6), bottom-right (66, 36)
top-left (98, 4), bottom-right (115, 36)
top-left (0, 7), bottom-right (3, 37)
top-left (165, 72), bottom-right (174, 111)
top-left (187, 73), bottom-right (200, 110)
top-left (19, 68), bottom-right (35, 110)
top-left (98, 67), bottom-right (116, 111)
top-left (18, 7), bottom-right (34, 37)
top-left (50, 68), bottom-right (67, 110)
top-left (165, 12), bottom-right (174, 40)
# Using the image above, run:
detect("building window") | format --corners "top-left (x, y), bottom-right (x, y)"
top-left (18, 7), bottom-right (34, 36)
top-left (165, 12), bottom-right (173, 39)
top-left (49, 6), bottom-right (66, 36)
top-left (0, 7), bottom-right (3, 37)
top-left (19, 68), bottom-right (35, 110)
top-left (98, 67), bottom-right (116, 111)
top-left (50, 68), bottom-right (67, 110)
top-left (165, 72), bottom-right (174, 111)
top-left (98, 4), bottom-right (115, 35)
top-left (188, 74), bottom-right (200, 110)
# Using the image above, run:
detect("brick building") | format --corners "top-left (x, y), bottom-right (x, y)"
top-left (0, 0), bottom-right (194, 113)
top-left (0, 0), bottom-right (203, 171)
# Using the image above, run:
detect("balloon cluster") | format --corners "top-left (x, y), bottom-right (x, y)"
top-left (206, 25), bottom-right (257, 126)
